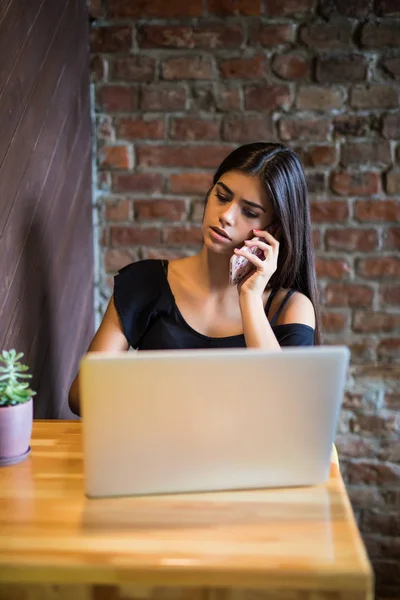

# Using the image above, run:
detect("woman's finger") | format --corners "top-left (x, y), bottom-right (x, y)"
top-left (244, 239), bottom-right (272, 255)
top-left (253, 229), bottom-right (279, 247)
top-left (234, 247), bottom-right (266, 270)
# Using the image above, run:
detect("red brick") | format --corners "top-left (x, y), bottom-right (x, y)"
top-left (325, 228), bottom-right (378, 251)
top-left (386, 170), bottom-right (400, 194)
top-left (110, 57), bottom-right (155, 83)
top-left (334, 239), bottom-right (369, 272)
top-left (310, 146), bottom-right (337, 166)
top-left (335, 435), bottom-right (380, 459)
top-left (310, 201), bottom-right (349, 223)
top-left (245, 84), bottom-right (291, 110)
top-left (267, 0), bottom-right (313, 16)
top-left (331, 172), bottom-right (381, 196)
top-left (361, 21), bottom-right (400, 47)
top-left (222, 115), bottom-right (273, 142)
top-left (322, 311), bottom-right (347, 332)
top-left (104, 197), bottom-right (132, 221)
top-left (316, 258), bottom-right (350, 279)
top-left (384, 392), bottom-right (400, 409)
top-left (344, 461), bottom-right (400, 485)
top-left (116, 117), bottom-right (165, 140)
top-left (279, 117), bottom-right (331, 141)
top-left (319, 0), bottom-right (373, 18)
top-left (88, 0), bottom-right (105, 19)
top-left (207, 0), bottom-right (262, 15)
top-left (352, 364), bottom-right (400, 379)
top-left (348, 340), bottom-right (377, 364)
top-left (341, 141), bottom-right (391, 168)
top-left (90, 26), bottom-right (132, 53)
top-left (354, 200), bottom-right (400, 222)
top-left (140, 85), bottom-right (186, 111)
top-left (191, 199), bottom-right (206, 222)
top-left (110, 226), bottom-right (160, 246)
top-left (305, 173), bottom-right (326, 194)
top-left (325, 283), bottom-right (374, 307)
top-left (138, 24), bottom-right (244, 49)
top-left (134, 199), bottom-right (187, 221)
top-left (90, 55), bottom-right (106, 83)
top-left (219, 55), bottom-right (267, 79)
top-left (316, 54), bottom-right (368, 82)
top-left (98, 144), bottom-right (133, 170)
top-left (162, 226), bottom-right (203, 245)
top-left (112, 172), bottom-right (164, 193)
top-left (169, 117), bottom-right (221, 141)
top-left (382, 114), bottom-right (400, 139)
top-left (104, 249), bottom-right (138, 273)
top-left (271, 53), bottom-right (309, 80)
top-left (142, 247), bottom-right (194, 260)
top-left (169, 172), bottom-right (213, 194)
top-left (215, 84), bottom-right (241, 111)
top-left (190, 84), bottom-right (216, 112)
top-left (253, 24), bottom-right (294, 46)
top-left (300, 19), bottom-right (353, 49)
top-left (354, 311), bottom-right (400, 333)
top-left (382, 56), bottom-right (400, 78)
top-left (162, 56), bottom-right (214, 80)
top-left (378, 339), bottom-right (400, 363)
top-left (334, 114), bottom-right (379, 137)
top-left (357, 256), bottom-right (400, 279)
top-left (96, 86), bottom-right (138, 112)
top-left (381, 284), bottom-right (400, 305)
top-left (351, 85), bottom-right (398, 109)
top-left (137, 144), bottom-right (233, 169)
top-left (383, 227), bottom-right (400, 249)
top-left (108, 0), bottom-right (202, 18)
top-left (377, 0), bottom-right (400, 15)
top-left (312, 229), bottom-right (321, 250)
top-left (355, 412), bottom-right (399, 436)
top-left (295, 145), bottom-right (336, 167)
top-left (296, 86), bottom-right (344, 110)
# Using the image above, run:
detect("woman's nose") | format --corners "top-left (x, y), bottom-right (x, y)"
top-left (219, 204), bottom-right (236, 227)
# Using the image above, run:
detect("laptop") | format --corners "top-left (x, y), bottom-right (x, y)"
top-left (80, 346), bottom-right (350, 498)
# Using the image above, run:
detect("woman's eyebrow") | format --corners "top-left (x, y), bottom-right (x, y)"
top-left (216, 182), bottom-right (266, 212)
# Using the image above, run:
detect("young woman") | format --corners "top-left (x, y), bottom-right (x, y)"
top-left (69, 142), bottom-right (321, 416)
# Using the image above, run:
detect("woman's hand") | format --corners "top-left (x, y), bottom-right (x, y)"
top-left (235, 228), bottom-right (280, 297)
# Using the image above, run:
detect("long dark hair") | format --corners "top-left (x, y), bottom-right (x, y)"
top-left (212, 142), bottom-right (322, 345)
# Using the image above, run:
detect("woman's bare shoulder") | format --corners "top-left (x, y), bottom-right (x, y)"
top-left (271, 288), bottom-right (315, 328)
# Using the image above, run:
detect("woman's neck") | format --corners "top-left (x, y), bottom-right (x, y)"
top-left (193, 246), bottom-right (233, 293)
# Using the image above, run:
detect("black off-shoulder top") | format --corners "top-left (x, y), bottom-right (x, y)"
top-left (113, 259), bottom-right (315, 350)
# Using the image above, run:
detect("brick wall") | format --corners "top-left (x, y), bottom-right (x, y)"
top-left (88, 0), bottom-right (399, 595)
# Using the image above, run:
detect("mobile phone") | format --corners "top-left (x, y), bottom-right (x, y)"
top-left (229, 223), bottom-right (278, 286)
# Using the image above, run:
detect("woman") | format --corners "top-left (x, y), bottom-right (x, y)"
top-left (69, 142), bottom-right (321, 416)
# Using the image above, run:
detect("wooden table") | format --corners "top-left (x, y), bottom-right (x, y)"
top-left (0, 421), bottom-right (373, 600)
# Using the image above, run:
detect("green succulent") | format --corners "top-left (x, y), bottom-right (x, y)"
top-left (0, 350), bottom-right (36, 407)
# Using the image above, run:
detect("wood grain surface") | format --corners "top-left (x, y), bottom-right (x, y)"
top-left (0, 421), bottom-right (373, 599)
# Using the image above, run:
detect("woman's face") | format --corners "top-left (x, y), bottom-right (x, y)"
top-left (202, 171), bottom-right (275, 253)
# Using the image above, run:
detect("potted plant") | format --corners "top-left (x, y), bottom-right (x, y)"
top-left (0, 350), bottom-right (36, 466)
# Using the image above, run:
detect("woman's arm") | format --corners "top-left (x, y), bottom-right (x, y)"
top-left (68, 296), bottom-right (129, 416)
top-left (240, 290), bottom-right (315, 349)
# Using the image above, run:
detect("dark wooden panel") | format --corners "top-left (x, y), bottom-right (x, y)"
top-left (0, 1), bottom-right (88, 321)
top-left (0, 0), bottom-right (78, 235)
top-left (0, 0), bottom-right (41, 97)
top-left (0, 0), bottom-right (94, 419)
top-left (2, 86), bottom-right (92, 362)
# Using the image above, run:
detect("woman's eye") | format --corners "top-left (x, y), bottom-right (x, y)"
top-left (243, 209), bottom-right (258, 219)
top-left (216, 193), bottom-right (229, 203)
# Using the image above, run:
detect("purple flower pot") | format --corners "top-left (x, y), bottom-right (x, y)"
top-left (0, 398), bottom-right (33, 466)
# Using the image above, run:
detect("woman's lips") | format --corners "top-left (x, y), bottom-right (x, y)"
top-left (210, 226), bottom-right (231, 241)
